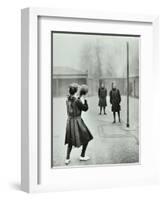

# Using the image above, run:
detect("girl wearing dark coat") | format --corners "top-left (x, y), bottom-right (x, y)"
top-left (98, 83), bottom-right (107, 115)
top-left (109, 82), bottom-right (121, 123)
top-left (65, 84), bottom-right (93, 165)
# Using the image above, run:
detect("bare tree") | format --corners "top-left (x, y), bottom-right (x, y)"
top-left (94, 42), bottom-right (102, 78)
top-left (79, 40), bottom-right (103, 78)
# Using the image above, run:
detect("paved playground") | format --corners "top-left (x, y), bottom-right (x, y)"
top-left (52, 95), bottom-right (139, 167)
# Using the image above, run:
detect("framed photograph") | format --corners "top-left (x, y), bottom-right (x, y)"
top-left (21, 8), bottom-right (159, 193)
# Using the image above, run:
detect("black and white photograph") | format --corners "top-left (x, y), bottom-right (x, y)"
top-left (51, 32), bottom-right (140, 168)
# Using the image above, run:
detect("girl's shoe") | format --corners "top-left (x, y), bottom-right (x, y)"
top-left (80, 156), bottom-right (90, 161)
top-left (65, 159), bottom-right (70, 165)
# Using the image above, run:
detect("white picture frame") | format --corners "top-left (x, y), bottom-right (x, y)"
top-left (21, 7), bottom-right (159, 193)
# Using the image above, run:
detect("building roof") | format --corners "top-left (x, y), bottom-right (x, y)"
top-left (53, 67), bottom-right (88, 79)
top-left (53, 66), bottom-right (87, 75)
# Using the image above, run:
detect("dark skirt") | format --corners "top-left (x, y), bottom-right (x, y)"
top-left (65, 116), bottom-right (93, 147)
top-left (111, 104), bottom-right (121, 112)
top-left (98, 98), bottom-right (107, 107)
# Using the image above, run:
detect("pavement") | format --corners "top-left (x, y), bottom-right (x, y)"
top-left (52, 95), bottom-right (139, 168)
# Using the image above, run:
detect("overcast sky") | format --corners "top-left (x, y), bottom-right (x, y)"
top-left (52, 33), bottom-right (140, 78)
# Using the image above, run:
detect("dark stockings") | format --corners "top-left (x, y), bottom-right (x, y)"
top-left (113, 112), bottom-right (116, 122)
top-left (99, 107), bottom-right (102, 114)
top-left (81, 142), bottom-right (88, 157)
top-left (100, 106), bottom-right (106, 114)
top-left (66, 142), bottom-right (88, 159)
top-left (66, 144), bottom-right (72, 159)
top-left (113, 111), bottom-right (121, 123)
top-left (118, 111), bottom-right (121, 122)
top-left (103, 107), bottom-right (106, 114)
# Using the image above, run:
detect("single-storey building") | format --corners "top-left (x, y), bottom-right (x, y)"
top-left (53, 67), bottom-right (88, 97)
top-left (53, 67), bottom-right (139, 98)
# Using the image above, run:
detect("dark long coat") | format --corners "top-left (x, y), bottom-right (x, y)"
top-left (65, 96), bottom-right (93, 147)
top-left (109, 88), bottom-right (121, 112)
top-left (98, 87), bottom-right (107, 107)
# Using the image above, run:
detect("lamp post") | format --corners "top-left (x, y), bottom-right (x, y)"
top-left (126, 42), bottom-right (130, 127)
